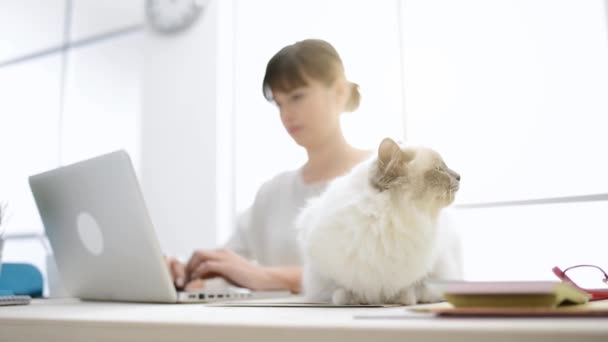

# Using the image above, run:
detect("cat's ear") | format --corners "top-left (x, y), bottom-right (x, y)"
top-left (372, 138), bottom-right (415, 190)
top-left (378, 138), bottom-right (415, 167)
top-left (378, 138), bottom-right (400, 165)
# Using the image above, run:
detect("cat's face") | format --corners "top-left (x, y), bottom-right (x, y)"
top-left (371, 138), bottom-right (460, 208)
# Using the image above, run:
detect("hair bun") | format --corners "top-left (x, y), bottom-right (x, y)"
top-left (344, 82), bottom-right (361, 112)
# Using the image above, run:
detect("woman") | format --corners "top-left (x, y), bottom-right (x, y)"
top-left (168, 39), bottom-right (370, 293)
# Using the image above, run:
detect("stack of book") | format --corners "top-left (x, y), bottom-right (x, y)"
top-left (416, 281), bottom-right (608, 317)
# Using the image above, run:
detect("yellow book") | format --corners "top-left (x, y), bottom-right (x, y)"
top-left (430, 281), bottom-right (591, 308)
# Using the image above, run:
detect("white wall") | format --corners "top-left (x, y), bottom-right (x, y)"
top-left (141, 0), bottom-right (231, 257)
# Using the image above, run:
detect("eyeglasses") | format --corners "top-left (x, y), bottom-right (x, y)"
top-left (552, 264), bottom-right (608, 301)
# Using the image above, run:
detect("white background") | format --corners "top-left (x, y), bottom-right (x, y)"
top-left (1, 0), bottom-right (607, 293)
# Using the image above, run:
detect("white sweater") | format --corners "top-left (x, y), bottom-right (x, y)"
top-left (225, 170), bottom-right (326, 266)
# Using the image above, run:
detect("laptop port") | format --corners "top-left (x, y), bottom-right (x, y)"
top-left (199, 294), bottom-right (205, 299)
top-left (217, 294), bottom-right (224, 298)
top-left (208, 294), bottom-right (215, 299)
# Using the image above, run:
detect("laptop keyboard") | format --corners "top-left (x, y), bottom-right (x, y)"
top-left (182, 292), bottom-right (255, 300)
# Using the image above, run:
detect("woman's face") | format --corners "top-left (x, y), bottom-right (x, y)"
top-left (272, 77), bottom-right (345, 149)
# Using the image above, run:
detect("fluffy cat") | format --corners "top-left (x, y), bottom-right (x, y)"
top-left (296, 138), bottom-right (463, 305)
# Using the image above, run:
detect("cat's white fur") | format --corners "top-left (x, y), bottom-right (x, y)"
top-left (296, 138), bottom-right (463, 305)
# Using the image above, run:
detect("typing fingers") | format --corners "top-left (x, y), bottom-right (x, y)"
top-left (185, 249), bottom-right (224, 276)
top-left (171, 260), bottom-right (186, 289)
top-left (189, 261), bottom-right (223, 280)
top-left (164, 256), bottom-right (184, 288)
top-left (184, 278), bottom-right (206, 291)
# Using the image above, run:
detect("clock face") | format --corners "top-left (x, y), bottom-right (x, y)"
top-left (146, 0), bottom-right (207, 34)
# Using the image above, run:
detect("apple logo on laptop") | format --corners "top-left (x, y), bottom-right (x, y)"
top-left (76, 212), bottom-right (104, 255)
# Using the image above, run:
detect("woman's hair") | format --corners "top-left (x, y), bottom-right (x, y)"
top-left (262, 39), bottom-right (361, 112)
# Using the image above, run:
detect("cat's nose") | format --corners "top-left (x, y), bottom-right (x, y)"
top-left (455, 173), bottom-right (461, 181)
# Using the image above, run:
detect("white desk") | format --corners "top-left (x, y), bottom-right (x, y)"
top-left (0, 298), bottom-right (607, 342)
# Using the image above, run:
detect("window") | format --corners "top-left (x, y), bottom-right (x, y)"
top-left (402, 0), bottom-right (608, 203)
top-left (402, 0), bottom-right (608, 279)
top-left (0, 55), bottom-right (62, 234)
top-left (0, 1), bottom-right (143, 296)
top-left (61, 33), bottom-right (142, 168)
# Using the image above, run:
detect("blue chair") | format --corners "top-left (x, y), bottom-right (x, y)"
top-left (0, 263), bottom-right (43, 298)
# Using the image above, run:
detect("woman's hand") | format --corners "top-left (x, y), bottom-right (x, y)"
top-left (164, 255), bottom-right (207, 291)
top-left (185, 248), bottom-right (272, 290)
top-left (185, 248), bottom-right (301, 292)
top-left (164, 255), bottom-right (187, 289)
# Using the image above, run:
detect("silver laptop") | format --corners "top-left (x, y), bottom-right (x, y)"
top-left (29, 150), bottom-right (290, 303)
